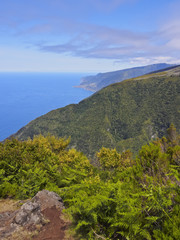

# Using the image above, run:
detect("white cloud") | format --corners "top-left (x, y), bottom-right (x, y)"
top-left (129, 56), bottom-right (180, 67)
top-left (1, 0), bottom-right (180, 71)
top-left (39, 24), bottom-right (149, 59)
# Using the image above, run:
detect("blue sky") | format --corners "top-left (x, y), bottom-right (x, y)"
top-left (0, 0), bottom-right (180, 73)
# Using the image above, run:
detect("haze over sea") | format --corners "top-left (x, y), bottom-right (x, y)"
top-left (0, 72), bottom-right (92, 141)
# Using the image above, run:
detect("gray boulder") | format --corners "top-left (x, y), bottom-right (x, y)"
top-left (0, 190), bottom-right (64, 239)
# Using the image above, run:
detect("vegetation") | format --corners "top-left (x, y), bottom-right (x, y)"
top-left (1, 125), bottom-right (180, 239)
top-left (3, 65), bottom-right (180, 239)
top-left (0, 135), bottom-right (92, 199)
top-left (13, 66), bottom-right (180, 157)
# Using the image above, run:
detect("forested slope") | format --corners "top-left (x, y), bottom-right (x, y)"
top-left (13, 66), bottom-right (180, 157)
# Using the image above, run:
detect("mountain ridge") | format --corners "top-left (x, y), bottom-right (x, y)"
top-left (77, 63), bottom-right (175, 92)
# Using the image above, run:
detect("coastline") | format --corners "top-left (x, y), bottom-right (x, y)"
top-left (73, 85), bottom-right (95, 92)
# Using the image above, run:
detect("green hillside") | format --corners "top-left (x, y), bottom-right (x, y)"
top-left (13, 66), bottom-right (180, 157)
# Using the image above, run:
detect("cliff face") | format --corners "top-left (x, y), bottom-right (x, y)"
top-left (77, 63), bottom-right (174, 92)
top-left (13, 66), bottom-right (180, 157)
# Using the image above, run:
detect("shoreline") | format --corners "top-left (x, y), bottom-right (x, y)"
top-left (73, 85), bottom-right (95, 92)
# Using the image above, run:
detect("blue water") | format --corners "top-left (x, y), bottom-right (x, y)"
top-left (0, 72), bottom-right (92, 141)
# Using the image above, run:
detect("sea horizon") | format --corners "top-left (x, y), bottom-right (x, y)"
top-left (0, 72), bottom-right (93, 141)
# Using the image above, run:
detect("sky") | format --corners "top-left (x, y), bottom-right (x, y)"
top-left (0, 0), bottom-right (180, 73)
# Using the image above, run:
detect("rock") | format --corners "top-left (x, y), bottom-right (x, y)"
top-left (0, 190), bottom-right (65, 240)
top-left (14, 201), bottom-right (41, 226)
top-left (33, 190), bottom-right (64, 211)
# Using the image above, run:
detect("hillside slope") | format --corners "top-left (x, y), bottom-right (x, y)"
top-left (13, 66), bottom-right (180, 157)
top-left (77, 63), bottom-right (174, 92)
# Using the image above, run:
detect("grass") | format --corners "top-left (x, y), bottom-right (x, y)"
top-left (0, 199), bottom-right (20, 213)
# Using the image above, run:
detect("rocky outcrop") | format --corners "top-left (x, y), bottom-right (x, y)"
top-left (0, 190), bottom-right (69, 240)
top-left (13, 201), bottom-right (43, 227)
top-left (33, 190), bottom-right (64, 211)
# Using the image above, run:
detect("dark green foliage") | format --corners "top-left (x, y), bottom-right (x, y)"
top-left (13, 66), bottom-right (180, 157)
top-left (1, 128), bottom-right (180, 239)
top-left (60, 127), bottom-right (180, 239)
top-left (0, 135), bottom-right (92, 199)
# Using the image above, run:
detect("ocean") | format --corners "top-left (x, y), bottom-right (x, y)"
top-left (0, 72), bottom-right (92, 141)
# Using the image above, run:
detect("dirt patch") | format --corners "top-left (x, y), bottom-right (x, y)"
top-left (33, 206), bottom-right (69, 240)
